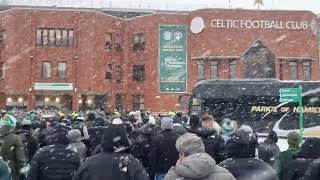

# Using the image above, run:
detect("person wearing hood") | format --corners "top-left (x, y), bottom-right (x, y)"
top-left (221, 118), bottom-right (235, 143)
top-left (0, 114), bottom-right (25, 180)
top-left (274, 131), bottom-right (300, 180)
top-left (194, 115), bottom-right (226, 164)
top-left (74, 123), bottom-right (149, 180)
top-left (164, 133), bottom-right (235, 180)
top-left (68, 129), bottom-right (87, 161)
top-left (27, 125), bottom-right (80, 180)
top-left (219, 128), bottom-right (278, 180)
top-left (283, 137), bottom-right (320, 180)
top-left (150, 117), bottom-right (180, 180)
top-left (258, 130), bottom-right (280, 168)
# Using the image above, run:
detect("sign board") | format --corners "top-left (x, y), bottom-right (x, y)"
top-left (159, 25), bottom-right (187, 93)
top-left (34, 83), bottom-right (73, 91)
top-left (279, 87), bottom-right (304, 142)
top-left (280, 88), bottom-right (301, 103)
top-left (210, 19), bottom-right (310, 30)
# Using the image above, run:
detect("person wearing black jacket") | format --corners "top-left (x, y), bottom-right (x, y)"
top-left (187, 114), bottom-right (201, 134)
top-left (74, 123), bottom-right (149, 180)
top-left (27, 125), bottom-right (81, 180)
top-left (304, 158), bottom-right (320, 180)
top-left (284, 137), bottom-right (320, 180)
top-left (219, 128), bottom-right (278, 180)
top-left (197, 115), bottom-right (226, 164)
top-left (150, 117), bottom-right (179, 180)
top-left (17, 119), bottom-right (38, 164)
top-left (257, 130), bottom-right (280, 168)
top-left (86, 117), bottom-right (106, 156)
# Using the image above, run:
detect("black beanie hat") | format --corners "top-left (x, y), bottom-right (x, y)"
top-left (189, 114), bottom-right (200, 128)
top-left (226, 129), bottom-right (258, 158)
top-left (267, 130), bottom-right (278, 143)
top-left (102, 124), bottom-right (130, 153)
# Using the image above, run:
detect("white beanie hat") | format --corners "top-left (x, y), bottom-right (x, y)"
top-left (148, 116), bottom-right (156, 125)
top-left (112, 118), bottom-right (123, 125)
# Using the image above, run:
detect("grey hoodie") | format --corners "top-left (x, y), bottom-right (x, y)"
top-left (164, 153), bottom-right (235, 180)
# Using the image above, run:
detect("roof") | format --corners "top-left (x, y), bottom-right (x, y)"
top-left (193, 79), bottom-right (320, 98)
top-left (0, 5), bottom-right (315, 19)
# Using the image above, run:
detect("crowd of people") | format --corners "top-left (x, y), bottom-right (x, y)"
top-left (0, 109), bottom-right (319, 180)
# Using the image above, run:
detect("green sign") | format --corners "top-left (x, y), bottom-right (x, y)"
top-left (280, 88), bottom-right (301, 102)
top-left (279, 87), bottom-right (304, 143)
top-left (159, 25), bottom-right (187, 93)
top-left (34, 83), bottom-right (73, 91)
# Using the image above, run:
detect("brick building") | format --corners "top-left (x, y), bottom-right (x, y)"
top-left (0, 6), bottom-right (318, 112)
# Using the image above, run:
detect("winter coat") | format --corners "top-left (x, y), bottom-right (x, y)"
top-left (196, 128), bottom-right (226, 164)
top-left (282, 137), bottom-right (320, 180)
top-left (27, 127), bottom-right (81, 180)
top-left (134, 123), bottom-right (161, 177)
top-left (0, 156), bottom-right (11, 180)
top-left (17, 129), bottom-right (38, 163)
top-left (284, 158), bottom-right (314, 180)
top-left (219, 157), bottom-right (278, 180)
top-left (128, 128), bottom-right (150, 168)
top-left (150, 129), bottom-right (179, 175)
top-left (0, 127), bottom-right (25, 180)
top-left (274, 148), bottom-right (299, 180)
top-left (173, 123), bottom-right (187, 136)
top-left (70, 142), bottom-right (87, 161)
top-left (74, 152), bottom-right (149, 180)
top-left (303, 158), bottom-right (320, 180)
top-left (164, 153), bottom-right (235, 180)
top-left (258, 138), bottom-right (281, 167)
top-left (87, 125), bottom-right (106, 156)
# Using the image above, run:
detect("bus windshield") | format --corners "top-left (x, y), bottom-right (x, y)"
top-left (191, 80), bottom-right (320, 137)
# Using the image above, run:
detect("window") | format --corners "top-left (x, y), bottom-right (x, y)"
top-left (42, 61), bottom-right (51, 79)
top-left (115, 33), bottom-right (122, 52)
top-left (42, 29), bottom-right (48, 45)
top-left (48, 29), bottom-right (55, 45)
top-left (279, 63), bottom-right (284, 80)
top-left (55, 29), bottom-right (62, 45)
top-left (115, 94), bottom-right (123, 111)
top-left (115, 65), bottom-right (123, 83)
top-left (133, 33), bottom-right (145, 51)
top-left (62, 30), bottom-right (68, 45)
top-left (289, 61), bottom-right (298, 80)
top-left (210, 61), bottom-right (218, 79)
top-left (133, 95), bottom-right (144, 111)
top-left (133, 64), bottom-right (145, 82)
top-left (36, 29), bottom-right (42, 45)
top-left (197, 61), bottom-right (205, 80)
top-left (57, 62), bottom-right (67, 80)
top-left (0, 31), bottom-right (5, 48)
top-left (68, 30), bottom-right (74, 46)
top-left (105, 33), bottom-right (112, 51)
top-left (0, 62), bottom-right (4, 79)
top-left (36, 28), bottom-right (74, 46)
top-left (229, 61), bottom-right (237, 79)
top-left (105, 64), bottom-right (112, 80)
top-left (303, 61), bottom-right (311, 81)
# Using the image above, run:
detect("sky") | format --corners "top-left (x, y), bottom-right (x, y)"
top-left (7, 0), bottom-right (320, 14)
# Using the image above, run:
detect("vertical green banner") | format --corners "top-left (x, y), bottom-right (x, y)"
top-left (159, 25), bottom-right (187, 93)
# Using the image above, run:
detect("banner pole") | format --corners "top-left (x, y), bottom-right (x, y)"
top-left (299, 85), bottom-right (303, 143)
